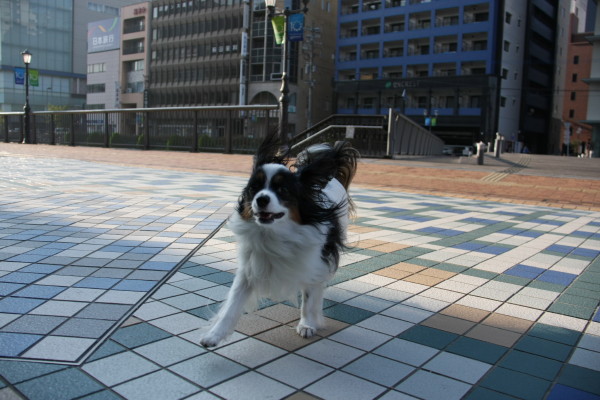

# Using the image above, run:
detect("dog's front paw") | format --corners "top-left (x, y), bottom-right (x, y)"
top-left (296, 324), bottom-right (317, 338)
top-left (199, 332), bottom-right (224, 348)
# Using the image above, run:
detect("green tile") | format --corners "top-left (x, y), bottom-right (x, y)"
top-left (328, 268), bottom-right (365, 285)
top-left (16, 368), bottom-right (104, 400)
top-left (494, 274), bottom-right (530, 286)
top-left (0, 360), bottom-right (68, 384)
top-left (465, 387), bottom-right (522, 400)
top-left (527, 280), bottom-right (565, 293)
top-left (481, 367), bottom-right (551, 400)
top-left (323, 303), bottom-right (374, 324)
top-left (528, 323), bottom-right (581, 346)
top-left (563, 287), bottom-right (600, 300)
top-left (580, 271), bottom-right (600, 284)
top-left (515, 336), bottom-right (572, 362)
top-left (557, 365), bottom-right (600, 396)
top-left (571, 281), bottom-right (600, 293)
top-left (78, 390), bottom-right (123, 400)
top-left (462, 269), bottom-right (497, 280)
top-left (433, 263), bottom-right (467, 274)
top-left (557, 294), bottom-right (599, 308)
top-left (398, 325), bottom-right (458, 349)
top-left (110, 322), bottom-right (171, 348)
top-left (188, 303), bottom-right (221, 320)
top-left (446, 337), bottom-right (507, 364)
top-left (86, 340), bottom-right (127, 362)
top-left (499, 350), bottom-right (562, 380)
top-left (350, 248), bottom-right (384, 257)
top-left (393, 247), bottom-right (433, 257)
top-left (547, 302), bottom-right (595, 319)
top-left (406, 258), bottom-right (438, 267)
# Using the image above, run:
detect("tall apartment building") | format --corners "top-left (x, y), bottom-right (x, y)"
top-left (333, 0), bottom-right (568, 153)
top-left (147, 0), bottom-right (337, 136)
top-left (148, 0), bottom-right (245, 107)
top-left (334, 0), bottom-right (503, 147)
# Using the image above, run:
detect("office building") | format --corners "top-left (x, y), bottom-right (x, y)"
top-left (583, 5), bottom-right (600, 156)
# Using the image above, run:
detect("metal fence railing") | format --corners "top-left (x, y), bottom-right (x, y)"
top-left (1, 106), bottom-right (278, 154)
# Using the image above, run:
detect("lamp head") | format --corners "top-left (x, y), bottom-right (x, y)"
top-left (21, 49), bottom-right (32, 65)
top-left (265, 0), bottom-right (275, 9)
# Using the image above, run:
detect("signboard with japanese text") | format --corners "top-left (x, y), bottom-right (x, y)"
top-left (88, 17), bottom-right (120, 53)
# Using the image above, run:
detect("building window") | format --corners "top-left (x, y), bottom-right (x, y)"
top-left (572, 73), bottom-right (578, 82)
top-left (570, 91), bottom-right (576, 101)
top-left (503, 40), bottom-right (510, 52)
top-left (573, 55), bottom-right (579, 64)
top-left (569, 109), bottom-right (575, 118)
top-left (87, 83), bottom-right (106, 93)
top-left (500, 96), bottom-right (506, 107)
top-left (87, 63), bottom-right (106, 74)
top-left (505, 12), bottom-right (512, 24)
top-left (501, 68), bottom-right (508, 79)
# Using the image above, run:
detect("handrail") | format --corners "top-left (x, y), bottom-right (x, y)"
top-left (290, 125), bottom-right (383, 153)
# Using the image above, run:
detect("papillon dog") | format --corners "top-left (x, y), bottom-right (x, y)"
top-left (200, 134), bottom-right (359, 347)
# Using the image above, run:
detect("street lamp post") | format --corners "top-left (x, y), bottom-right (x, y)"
top-left (21, 49), bottom-right (32, 144)
top-left (265, 0), bottom-right (309, 144)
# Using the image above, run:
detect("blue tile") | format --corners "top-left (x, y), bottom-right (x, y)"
top-left (479, 245), bottom-right (511, 255)
top-left (139, 261), bottom-right (177, 271)
top-left (453, 241), bottom-right (487, 251)
top-left (74, 277), bottom-right (120, 289)
top-left (112, 279), bottom-right (157, 292)
top-left (19, 264), bottom-right (62, 274)
top-left (0, 283), bottom-right (25, 296)
top-left (0, 332), bottom-right (42, 357)
top-left (518, 230), bottom-right (544, 238)
top-left (7, 254), bottom-right (48, 263)
top-left (110, 323), bottom-right (171, 348)
top-left (572, 248), bottom-right (600, 258)
top-left (417, 227), bottom-right (444, 234)
top-left (0, 360), bottom-right (67, 383)
top-left (0, 297), bottom-right (45, 314)
top-left (13, 285), bottom-right (66, 299)
top-left (0, 272), bottom-right (45, 284)
top-left (546, 245), bottom-right (575, 254)
top-left (548, 384), bottom-right (600, 400)
top-left (537, 270), bottom-right (577, 286)
top-left (505, 264), bottom-right (545, 279)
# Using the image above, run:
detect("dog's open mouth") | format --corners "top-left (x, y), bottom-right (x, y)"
top-left (256, 212), bottom-right (285, 224)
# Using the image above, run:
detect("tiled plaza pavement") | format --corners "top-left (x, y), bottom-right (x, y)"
top-left (0, 147), bottom-right (599, 400)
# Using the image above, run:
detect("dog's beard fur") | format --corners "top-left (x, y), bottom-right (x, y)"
top-left (199, 136), bottom-right (359, 347)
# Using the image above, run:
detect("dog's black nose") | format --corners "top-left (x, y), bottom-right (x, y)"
top-left (256, 195), bottom-right (270, 208)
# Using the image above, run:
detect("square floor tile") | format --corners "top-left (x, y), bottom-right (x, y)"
top-left (1, 315), bottom-right (66, 335)
top-left (15, 368), bottom-right (104, 400)
top-left (306, 371), bottom-right (386, 400)
top-left (374, 338), bottom-right (438, 367)
top-left (423, 351), bottom-right (492, 384)
top-left (134, 336), bottom-right (206, 366)
top-left (51, 318), bottom-right (114, 338)
top-left (23, 336), bottom-right (96, 362)
top-left (169, 352), bottom-right (247, 388)
top-left (296, 338), bottom-right (365, 368)
top-left (110, 322), bottom-right (171, 348)
top-left (343, 353), bottom-right (414, 387)
top-left (329, 325), bottom-right (391, 351)
top-left (149, 313), bottom-right (207, 335)
top-left (396, 370), bottom-right (471, 400)
top-left (114, 369), bottom-right (200, 400)
top-left (0, 332), bottom-right (42, 357)
top-left (215, 337), bottom-right (287, 368)
top-left (211, 371), bottom-right (294, 400)
top-left (257, 354), bottom-right (333, 389)
top-left (499, 350), bottom-right (562, 380)
top-left (480, 367), bottom-right (551, 400)
top-left (83, 351), bottom-right (160, 386)
top-left (356, 315), bottom-right (414, 336)
top-left (75, 303), bottom-right (131, 321)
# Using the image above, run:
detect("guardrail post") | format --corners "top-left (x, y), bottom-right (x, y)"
top-left (3, 116), bottom-right (8, 143)
top-left (50, 114), bottom-right (56, 145)
top-left (144, 111), bottom-right (150, 150)
top-left (192, 110), bottom-right (198, 152)
top-left (70, 114), bottom-right (75, 146)
top-left (103, 112), bottom-right (109, 148)
top-left (224, 110), bottom-right (232, 154)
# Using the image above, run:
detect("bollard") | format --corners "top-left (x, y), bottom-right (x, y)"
top-left (477, 142), bottom-right (486, 165)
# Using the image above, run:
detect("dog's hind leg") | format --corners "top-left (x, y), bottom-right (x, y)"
top-left (200, 274), bottom-right (251, 348)
top-left (297, 283), bottom-right (326, 338)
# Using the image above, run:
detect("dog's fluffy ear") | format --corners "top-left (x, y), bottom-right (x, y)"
top-left (296, 150), bottom-right (337, 190)
top-left (254, 132), bottom-right (289, 170)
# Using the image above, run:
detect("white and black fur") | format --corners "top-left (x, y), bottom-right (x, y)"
top-left (200, 134), bottom-right (359, 347)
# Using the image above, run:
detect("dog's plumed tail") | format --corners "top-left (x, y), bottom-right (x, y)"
top-left (295, 141), bottom-right (359, 190)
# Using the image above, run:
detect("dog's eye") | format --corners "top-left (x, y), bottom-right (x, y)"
top-left (276, 186), bottom-right (288, 195)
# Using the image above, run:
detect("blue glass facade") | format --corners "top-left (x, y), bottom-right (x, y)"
top-left (334, 0), bottom-right (502, 145)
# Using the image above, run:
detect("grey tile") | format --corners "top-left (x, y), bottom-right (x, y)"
top-left (76, 303), bottom-right (131, 320)
top-left (16, 368), bottom-right (104, 400)
top-left (134, 336), bottom-right (206, 366)
top-left (306, 371), bottom-right (386, 400)
top-left (82, 351), bottom-right (160, 386)
top-left (257, 354), bottom-right (334, 389)
top-left (343, 354), bottom-right (414, 387)
top-left (22, 336), bottom-right (96, 362)
top-left (170, 353), bottom-right (247, 388)
top-left (52, 318), bottom-right (114, 338)
top-left (211, 371), bottom-right (294, 400)
top-left (114, 370), bottom-right (200, 400)
top-left (215, 338), bottom-right (286, 368)
top-left (91, 268), bottom-right (131, 279)
top-left (296, 339), bottom-right (365, 368)
top-left (2, 315), bottom-right (66, 335)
